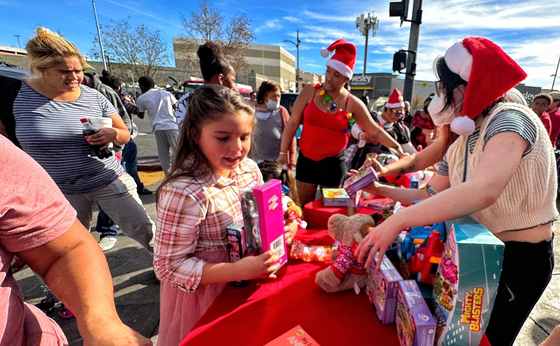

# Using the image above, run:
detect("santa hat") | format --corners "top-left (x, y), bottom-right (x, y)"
top-left (320, 38), bottom-right (356, 79)
top-left (385, 88), bottom-right (404, 108)
top-left (444, 37), bottom-right (527, 136)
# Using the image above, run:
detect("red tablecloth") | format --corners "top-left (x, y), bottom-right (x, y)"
top-left (180, 229), bottom-right (400, 346)
top-left (303, 197), bottom-right (395, 230)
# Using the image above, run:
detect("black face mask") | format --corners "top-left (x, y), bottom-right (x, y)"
top-left (423, 105), bottom-right (429, 114)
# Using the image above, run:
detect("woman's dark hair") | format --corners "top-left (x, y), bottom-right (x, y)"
top-left (256, 80), bottom-right (281, 105)
top-left (434, 57), bottom-right (467, 115)
top-left (157, 85), bottom-right (256, 198)
top-left (257, 161), bottom-right (301, 207)
top-left (197, 41), bottom-right (232, 82)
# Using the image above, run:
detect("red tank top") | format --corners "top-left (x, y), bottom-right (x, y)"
top-left (300, 86), bottom-right (350, 161)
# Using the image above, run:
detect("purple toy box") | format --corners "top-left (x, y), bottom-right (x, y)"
top-left (226, 223), bottom-right (249, 287)
top-left (253, 179), bottom-right (288, 269)
top-left (396, 280), bottom-right (436, 346)
top-left (343, 166), bottom-right (379, 196)
top-left (366, 255), bottom-right (404, 325)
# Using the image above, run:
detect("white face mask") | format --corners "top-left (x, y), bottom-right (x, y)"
top-left (428, 93), bottom-right (458, 127)
top-left (266, 99), bottom-right (280, 110)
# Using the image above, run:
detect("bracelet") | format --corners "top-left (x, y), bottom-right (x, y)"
top-left (279, 151), bottom-right (287, 155)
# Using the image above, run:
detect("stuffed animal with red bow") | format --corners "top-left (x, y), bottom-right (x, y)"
top-left (315, 213), bottom-right (377, 293)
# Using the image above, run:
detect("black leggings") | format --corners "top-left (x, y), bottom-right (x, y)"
top-left (485, 237), bottom-right (554, 346)
top-left (296, 150), bottom-right (347, 187)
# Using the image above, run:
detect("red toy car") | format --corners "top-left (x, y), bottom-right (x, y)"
top-left (408, 230), bottom-right (444, 284)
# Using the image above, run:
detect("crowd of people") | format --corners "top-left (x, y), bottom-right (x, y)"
top-left (0, 26), bottom-right (559, 346)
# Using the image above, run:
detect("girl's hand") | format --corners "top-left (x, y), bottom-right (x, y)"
top-left (284, 219), bottom-right (298, 245)
top-left (85, 127), bottom-right (117, 149)
top-left (354, 218), bottom-right (401, 269)
top-left (235, 250), bottom-right (281, 280)
top-left (276, 152), bottom-right (288, 165)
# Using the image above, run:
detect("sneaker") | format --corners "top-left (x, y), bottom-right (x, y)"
top-left (98, 237), bottom-right (117, 251)
top-left (138, 187), bottom-right (153, 195)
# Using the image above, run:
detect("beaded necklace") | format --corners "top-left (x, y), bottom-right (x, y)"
top-left (314, 84), bottom-right (354, 134)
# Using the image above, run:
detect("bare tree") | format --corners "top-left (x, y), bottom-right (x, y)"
top-left (90, 18), bottom-right (170, 78)
top-left (179, 0), bottom-right (254, 76)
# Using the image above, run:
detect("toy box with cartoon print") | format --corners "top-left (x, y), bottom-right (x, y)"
top-left (343, 166), bottom-right (379, 196)
top-left (396, 280), bottom-right (436, 346)
top-left (433, 219), bottom-right (504, 346)
top-left (366, 254), bottom-right (403, 325)
top-left (322, 188), bottom-right (352, 207)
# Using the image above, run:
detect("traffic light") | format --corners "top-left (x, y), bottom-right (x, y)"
top-left (392, 50), bottom-right (407, 73)
top-left (389, 0), bottom-right (410, 26)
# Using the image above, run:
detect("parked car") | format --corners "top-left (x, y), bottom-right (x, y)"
top-left (280, 92), bottom-right (299, 115)
top-left (0, 61), bottom-right (27, 79)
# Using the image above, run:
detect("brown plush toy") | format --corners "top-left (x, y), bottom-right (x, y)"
top-left (315, 212), bottom-right (382, 293)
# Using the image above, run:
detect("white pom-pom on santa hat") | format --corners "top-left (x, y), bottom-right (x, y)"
top-left (320, 38), bottom-right (357, 79)
top-left (450, 116), bottom-right (476, 136)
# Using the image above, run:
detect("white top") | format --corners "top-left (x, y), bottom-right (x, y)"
top-left (137, 88), bottom-right (178, 131)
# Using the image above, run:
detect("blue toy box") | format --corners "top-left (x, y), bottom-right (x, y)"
top-left (433, 218), bottom-right (504, 346)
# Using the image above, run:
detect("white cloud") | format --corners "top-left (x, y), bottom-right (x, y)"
top-left (283, 16), bottom-right (299, 23)
top-left (255, 19), bottom-right (282, 34)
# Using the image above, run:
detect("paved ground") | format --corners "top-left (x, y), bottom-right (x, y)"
top-left (14, 117), bottom-right (560, 345)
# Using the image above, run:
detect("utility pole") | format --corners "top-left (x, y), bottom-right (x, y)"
top-left (14, 35), bottom-right (21, 48)
top-left (91, 0), bottom-right (107, 71)
top-left (403, 0), bottom-right (422, 103)
top-left (552, 55), bottom-right (560, 90)
top-left (284, 31), bottom-right (301, 92)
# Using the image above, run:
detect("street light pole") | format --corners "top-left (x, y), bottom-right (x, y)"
top-left (284, 30), bottom-right (301, 92)
top-left (91, 0), bottom-right (107, 71)
top-left (14, 35), bottom-right (21, 48)
top-left (551, 55), bottom-right (560, 90)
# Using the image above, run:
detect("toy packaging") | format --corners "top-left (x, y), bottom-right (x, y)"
top-left (433, 219), bottom-right (504, 346)
top-left (226, 223), bottom-right (249, 287)
top-left (253, 179), bottom-right (288, 269)
top-left (265, 325), bottom-right (320, 346)
top-left (322, 188), bottom-right (351, 207)
top-left (240, 179), bottom-right (261, 255)
top-left (343, 166), bottom-right (379, 196)
top-left (396, 280), bottom-right (436, 346)
top-left (366, 254), bottom-right (404, 325)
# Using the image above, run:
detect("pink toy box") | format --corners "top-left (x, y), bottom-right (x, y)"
top-left (433, 218), bottom-right (504, 346)
top-left (253, 179), bottom-right (288, 269)
top-left (343, 166), bottom-right (379, 196)
top-left (366, 254), bottom-right (404, 325)
top-left (396, 280), bottom-right (436, 346)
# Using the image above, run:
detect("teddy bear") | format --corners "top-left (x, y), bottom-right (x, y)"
top-left (315, 212), bottom-right (383, 293)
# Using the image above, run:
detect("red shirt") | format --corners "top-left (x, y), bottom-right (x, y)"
top-left (299, 88), bottom-right (350, 161)
top-left (548, 108), bottom-right (560, 146)
top-left (538, 111), bottom-right (552, 143)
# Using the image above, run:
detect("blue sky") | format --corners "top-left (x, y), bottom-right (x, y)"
top-left (1, 0), bottom-right (558, 89)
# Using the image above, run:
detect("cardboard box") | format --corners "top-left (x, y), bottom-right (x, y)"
top-left (433, 219), bottom-right (504, 346)
top-left (396, 280), bottom-right (437, 346)
top-left (322, 188), bottom-right (351, 207)
top-left (265, 325), bottom-right (320, 346)
top-left (253, 179), bottom-right (288, 269)
top-left (343, 166), bottom-right (379, 196)
top-left (366, 255), bottom-right (404, 325)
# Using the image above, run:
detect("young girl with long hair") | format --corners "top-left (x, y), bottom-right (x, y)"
top-left (154, 85), bottom-right (280, 346)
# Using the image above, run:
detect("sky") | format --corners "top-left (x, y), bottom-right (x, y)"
top-left (1, 0), bottom-right (559, 89)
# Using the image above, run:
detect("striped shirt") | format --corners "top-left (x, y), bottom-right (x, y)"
top-left (437, 109), bottom-right (537, 176)
top-left (13, 83), bottom-right (124, 194)
top-left (154, 158), bottom-right (263, 292)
